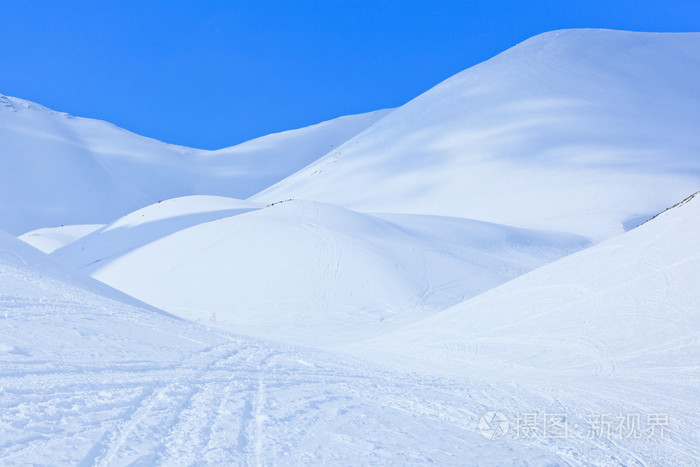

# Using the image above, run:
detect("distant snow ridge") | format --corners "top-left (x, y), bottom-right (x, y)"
top-left (51, 196), bottom-right (261, 269)
top-left (0, 94), bottom-right (390, 235)
top-left (5, 31), bottom-right (700, 240)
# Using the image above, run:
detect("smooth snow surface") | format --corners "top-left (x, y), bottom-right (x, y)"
top-left (53, 198), bottom-right (590, 346)
top-left (51, 196), bottom-right (262, 272)
top-left (0, 94), bottom-right (389, 235)
top-left (254, 30), bottom-right (700, 240)
top-left (18, 224), bottom-right (104, 253)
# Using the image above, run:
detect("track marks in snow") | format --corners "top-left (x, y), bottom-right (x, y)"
top-left (4, 329), bottom-right (694, 465)
top-left (91, 343), bottom-right (239, 465)
top-left (95, 383), bottom-right (186, 466)
top-left (157, 382), bottom-right (229, 466)
top-left (236, 377), bottom-right (268, 466)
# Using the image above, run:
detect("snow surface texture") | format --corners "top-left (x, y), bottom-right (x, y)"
top-left (344, 192), bottom-right (700, 462)
top-left (0, 228), bottom-right (605, 465)
top-left (2, 28), bottom-right (700, 464)
top-left (3, 198), bottom-right (697, 464)
top-left (0, 94), bottom-right (390, 235)
top-left (254, 29), bottom-right (700, 240)
top-left (52, 196), bottom-right (590, 346)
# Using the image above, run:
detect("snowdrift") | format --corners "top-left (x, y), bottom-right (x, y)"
top-left (53, 198), bottom-right (590, 346)
top-left (0, 93), bottom-right (388, 235)
top-left (254, 30), bottom-right (700, 240)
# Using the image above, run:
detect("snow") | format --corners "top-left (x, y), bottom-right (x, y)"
top-left (3, 193), bottom-right (698, 464)
top-left (2, 28), bottom-right (700, 464)
top-left (18, 224), bottom-right (104, 254)
top-left (253, 30), bottom-right (700, 240)
top-left (347, 190), bottom-right (700, 375)
top-left (0, 95), bottom-right (389, 235)
top-left (52, 198), bottom-right (590, 346)
top-left (0, 228), bottom-right (575, 465)
top-left (343, 192), bottom-right (700, 462)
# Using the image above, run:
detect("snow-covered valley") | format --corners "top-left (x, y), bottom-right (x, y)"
top-left (2, 29), bottom-right (700, 465)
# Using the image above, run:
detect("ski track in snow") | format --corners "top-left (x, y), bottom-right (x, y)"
top-left (3, 334), bottom-right (692, 465)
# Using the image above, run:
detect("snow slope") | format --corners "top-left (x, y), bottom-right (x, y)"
top-left (2, 198), bottom-right (695, 464)
top-left (254, 30), bottom-right (700, 240)
top-left (194, 109), bottom-right (392, 198)
top-left (50, 195), bottom-right (261, 269)
top-left (1, 226), bottom-right (601, 465)
top-left (344, 192), bottom-right (700, 462)
top-left (345, 191), bottom-right (700, 376)
top-left (19, 196), bottom-right (261, 255)
top-left (0, 92), bottom-right (389, 235)
top-left (52, 198), bottom-right (590, 346)
top-left (18, 224), bottom-right (104, 254)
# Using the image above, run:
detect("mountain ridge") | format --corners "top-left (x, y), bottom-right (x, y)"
top-left (0, 92), bottom-right (389, 234)
top-left (252, 29), bottom-right (700, 240)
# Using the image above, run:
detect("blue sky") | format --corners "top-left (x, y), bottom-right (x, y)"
top-left (1, 0), bottom-right (698, 149)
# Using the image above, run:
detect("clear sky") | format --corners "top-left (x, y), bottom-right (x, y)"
top-left (1, 0), bottom-right (699, 149)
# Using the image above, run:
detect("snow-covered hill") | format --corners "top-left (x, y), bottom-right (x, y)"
top-left (51, 197), bottom-right (589, 346)
top-left (0, 227), bottom-right (589, 465)
top-left (347, 190), bottom-right (700, 374)
top-left (6, 30), bottom-right (699, 240)
top-left (344, 192), bottom-right (700, 460)
top-left (18, 224), bottom-right (104, 253)
top-left (49, 196), bottom-right (261, 266)
top-left (254, 30), bottom-right (700, 240)
top-left (2, 195), bottom-right (696, 464)
top-left (0, 93), bottom-right (389, 235)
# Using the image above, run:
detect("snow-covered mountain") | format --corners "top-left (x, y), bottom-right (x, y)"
top-left (3, 28), bottom-right (700, 464)
top-left (5, 30), bottom-right (700, 240)
top-left (254, 29), bottom-right (700, 240)
top-left (0, 93), bottom-right (389, 235)
top-left (50, 196), bottom-right (589, 346)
